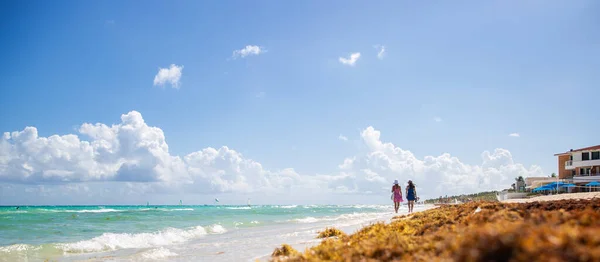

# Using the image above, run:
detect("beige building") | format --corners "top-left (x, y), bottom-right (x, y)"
top-left (524, 177), bottom-right (561, 190)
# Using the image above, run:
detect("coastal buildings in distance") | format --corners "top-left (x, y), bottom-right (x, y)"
top-left (554, 145), bottom-right (600, 185)
top-left (512, 144), bottom-right (600, 195)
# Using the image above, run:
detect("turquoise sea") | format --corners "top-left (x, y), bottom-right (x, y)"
top-left (0, 204), bottom-right (432, 261)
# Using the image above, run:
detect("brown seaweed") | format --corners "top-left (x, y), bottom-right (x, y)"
top-left (272, 199), bottom-right (600, 262)
top-left (316, 227), bottom-right (347, 238)
top-left (272, 244), bottom-right (300, 257)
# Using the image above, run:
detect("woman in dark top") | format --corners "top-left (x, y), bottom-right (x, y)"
top-left (406, 180), bottom-right (417, 213)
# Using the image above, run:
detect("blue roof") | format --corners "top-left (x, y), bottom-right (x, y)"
top-left (585, 181), bottom-right (600, 186)
top-left (533, 185), bottom-right (554, 192)
top-left (545, 181), bottom-right (566, 187)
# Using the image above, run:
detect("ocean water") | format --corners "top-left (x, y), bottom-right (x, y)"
top-left (0, 204), bottom-right (433, 261)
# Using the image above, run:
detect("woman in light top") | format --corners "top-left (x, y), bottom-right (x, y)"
top-left (391, 180), bottom-right (403, 213)
top-left (406, 180), bottom-right (417, 213)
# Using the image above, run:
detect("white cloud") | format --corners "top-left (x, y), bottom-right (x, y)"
top-left (0, 111), bottom-right (304, 195)
top-left (434, 117), bottom-right (442, 122)
top-left (338, 134), bottom-right (348, 141)
top-left (0, 114), bottom-right (543, 203)
top-left (325, 127), bottom-right (543, 198)
top-left (374, 45), bottom-right (386, 60)
top-left (509, 133), bottom-right (520, 137)
top-left (339, 52), bottom-right (361, 66)
top-left (153, 64), bottom-right (183, 88)
top-left (232, 45), bottom-right (264, 59)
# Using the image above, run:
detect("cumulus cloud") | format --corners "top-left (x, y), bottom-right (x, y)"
top-left (232, 45), bottom-right (264, 59)
top-left (374, 45), bottom-right (386, 59)
top-left (339, 52), bottom-right (361, 66)
top-left (325, 127), bottom-right (543, 198)
top-left (0, 113), bottom-right (543, 202)
top-left (338, 134), bottom-right (348, 141)
top-left (509, 133), bottom-right (520, 137)
top-left (153, 64), bottom-right (183, 88)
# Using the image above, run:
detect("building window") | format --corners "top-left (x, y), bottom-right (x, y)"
top-left (581, 168), bottom-right (591, 176)
top-left (592, 151), bottom-right (600, 160)
top-left (582, 152), bottom-right (590, 161)
top-left (572, 170), bottom-right (576, 177)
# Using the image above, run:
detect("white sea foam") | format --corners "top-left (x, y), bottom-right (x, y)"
top-left (36, 208), bottom-right (194, 213)
top-left (291, 212), bottom-right (388, 224)
top-left (140, 247), bottom-right (178, 259)
top-left (279, 205), bottom-right (297, 209)
top-left (208, 224), bottom-right (227, 234)
top-left (38, 208), bottom-right (121, 213)
top-left (57, 226), bottom-right (210, 253)
top-left (226, 207), bottom-right (251, 210)
top-left (73, 209), bottom-right (121, 213)
top-left (0, 244), bottom-right (37, 253)
top-left (0, 210), bottom-right (28, 214)
top-left (350, 204), bottom-right (389, 210)
top-left (294, 217), bottom-right (319, 223)
top-left (170, 208), bottom-right (194, 211)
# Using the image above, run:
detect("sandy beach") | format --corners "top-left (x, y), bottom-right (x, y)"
top-left (501, 192), bottom-right (600, 203)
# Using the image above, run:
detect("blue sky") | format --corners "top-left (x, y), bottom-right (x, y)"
top-left (0, 0), bottom-right (598, 205)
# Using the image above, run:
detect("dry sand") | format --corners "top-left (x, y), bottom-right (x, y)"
top-left (501, 192), bottom-right (600, 203)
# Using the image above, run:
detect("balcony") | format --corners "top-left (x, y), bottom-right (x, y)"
top-left (565, 160), bottom-right (573, 168)
top-left (564, 159), bottom-right (600, 170)
top-left (573, 173), bottom-right (600, 183)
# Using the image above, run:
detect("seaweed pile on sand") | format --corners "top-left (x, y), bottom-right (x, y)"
top-left (272, 199), bottom-right (600, 261)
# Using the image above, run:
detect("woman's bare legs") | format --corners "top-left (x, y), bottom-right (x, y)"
top-left (408, 201), bottom-right (414, 213)
top-left (394, 201), bottom-right (399, 213)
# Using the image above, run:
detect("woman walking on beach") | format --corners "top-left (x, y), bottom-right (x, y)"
top-left (391, 180), bottom-right (403, 213)
top-left (406, 180), bottom-right (417, 213)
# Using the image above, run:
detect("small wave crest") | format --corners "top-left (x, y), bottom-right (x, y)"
top-left (0, 244), bottom-right (36, 253)
top-left (36, 208), bottom-right (121, 213)
top-left (170, 208), bottom-right (194, 211)
top-left (291, 212), bottom-right (387, 224)
top-left (55, 224), bottom-right (225, 253)
top-left (208, 224), bottom-right (227, 234)
top-left (226, 207), bottom-right (251, 210)
top-left (294, 217), bottom-right (319, 223)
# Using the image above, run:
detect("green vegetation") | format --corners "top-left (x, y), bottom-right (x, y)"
top-left (424, 191), bottom-right (498, 204)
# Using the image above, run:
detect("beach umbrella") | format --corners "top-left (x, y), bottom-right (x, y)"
top-left (555, 183), bottom-right (574, 194)
top-left (533, 185), bottom-right (553, 192)
top-left (585, 181), bottom-right (600, 192)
